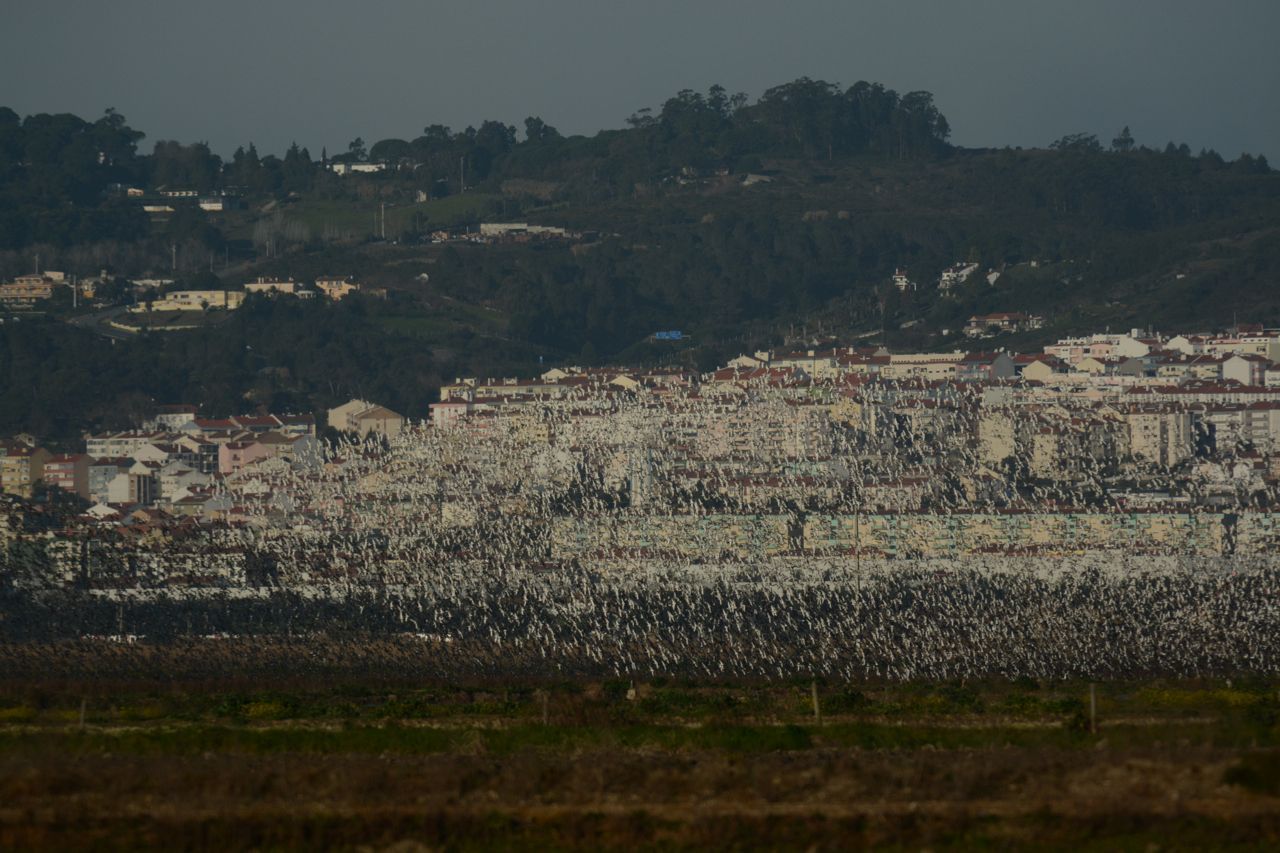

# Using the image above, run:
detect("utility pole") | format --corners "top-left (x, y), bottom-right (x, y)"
top-left (171, 243), bottom-right (177, 273)
top-left (1089, 683), bottom-right (1097, 734)
top-left (460, 156), bottom-right (465, 193)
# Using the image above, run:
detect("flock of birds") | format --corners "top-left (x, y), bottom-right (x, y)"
top-left (4, 379), bottom-right (1279, 680)
top-left (5, 558), bottom-right (1278, 680)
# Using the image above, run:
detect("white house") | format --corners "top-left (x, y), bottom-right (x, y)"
top-left (1223, 354), bottom-right (1270, 387)
top-left (330, 162), bottom-right (387, 175)
top-left (131, 290), bottom-right (243, 312)
top-left (937, 262), bottom-right (979, 292)
top-left (244, 277), bottom-right (300, 296)
top-left (964, 312), bottom-right (1044, 338)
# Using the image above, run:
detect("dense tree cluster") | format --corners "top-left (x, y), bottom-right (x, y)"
top-left (1, 78), bottom-right (1272, 252)
top-left (0, 78), bottom-right (960, 251)
top-left (0, 108), bottom-right (149, 249)
top-left (435, 140), bottom-right (1280, 360)
top-left (0, 297), bottom-right (440, 443)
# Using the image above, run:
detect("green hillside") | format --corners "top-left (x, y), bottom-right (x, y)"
top-left (1, 79), bottom-right (1278, 436)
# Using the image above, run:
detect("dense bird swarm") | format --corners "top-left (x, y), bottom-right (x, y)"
top-left (4, 382), bottom-right (1279, 680)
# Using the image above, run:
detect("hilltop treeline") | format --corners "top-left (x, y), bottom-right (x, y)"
top-left (0, 76), bottom-right (1270, 255)
top-left (378, 79), bottom-right (951, 194)
top-left (0, 79), bottom-right (955, 250)
top-left (0, 108), bottom-right (150, 248)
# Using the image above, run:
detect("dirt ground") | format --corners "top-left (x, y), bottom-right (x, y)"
top-left (2, 743), bottom-right (1278, 850)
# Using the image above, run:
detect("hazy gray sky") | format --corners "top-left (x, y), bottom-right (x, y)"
top-left (2, 0), bottom-right (1277, 159)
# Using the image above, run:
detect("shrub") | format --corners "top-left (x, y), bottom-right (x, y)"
top-left (243, 701), bottom-right (286, 721)
top-left (0, 705), bottom-right (36, 723)
top-left (1224, 753), bottom-right (1280, 795)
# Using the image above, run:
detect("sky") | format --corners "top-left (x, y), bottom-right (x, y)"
top-left (2, 0), bottom-right (1277, 160)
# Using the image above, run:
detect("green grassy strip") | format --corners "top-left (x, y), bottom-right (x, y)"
top-left (286, 194), bottom-right (502, 233)
top-left (0, 717), bottom-right (1275, 757)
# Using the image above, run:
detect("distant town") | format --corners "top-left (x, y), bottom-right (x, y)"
top-left (6, 317), bottom-right (1280, 589)
top-left (2, 257), bottom-right (1038, 340)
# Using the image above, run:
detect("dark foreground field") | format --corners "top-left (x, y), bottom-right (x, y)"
top-left (3, 653), bottom-right (1280, 851)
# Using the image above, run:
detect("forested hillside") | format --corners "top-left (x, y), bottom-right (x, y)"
top-left (1, 77), bottom-right (1278, 438)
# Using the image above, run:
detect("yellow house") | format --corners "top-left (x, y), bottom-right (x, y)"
top-left (1, 446), bottom-right (52, 498)
top-left (1073, 357), bottom-right (1108, 375)
top-left (354, 406), bottom-right (405, 438)
top-left (1021, 360), bottom-right (1059, 383)
top-left (328, 399), bottom-right (405, 437)
top-left (316, 278), bottom-right (360, 299)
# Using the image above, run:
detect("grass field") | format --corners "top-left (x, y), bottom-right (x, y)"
top-left (1, 675), bottom-right (1279, 850)
top-left (377, 299), bottom-right (507, 340)
top-left (284, 193), bottom-right (504, 238)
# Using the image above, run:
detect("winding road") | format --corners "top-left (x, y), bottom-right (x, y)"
top-left (66, 305), bottom-right (135, 340)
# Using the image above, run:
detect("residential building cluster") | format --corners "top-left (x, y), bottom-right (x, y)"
top-left (117, 186), bottom-right (242, 215)
top-left (0, 272), bottom-right (68, 307)
top-left (416, 323), bottom-right (1280, 563)
top-left (0, 270), bottom-right (378, 316)
top-left (3, 407), bottom-right (326, 521)
top-left (8, 323), bottom-right (1280, 591)
top-left (964, 312), bottom-right (1044, 338)
top-left (893, 260), bottom-right (1002, 294)
top-left (127, 276), bottom-right (375, 314)
top-left (429, 222), bottom-right (585, 245)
